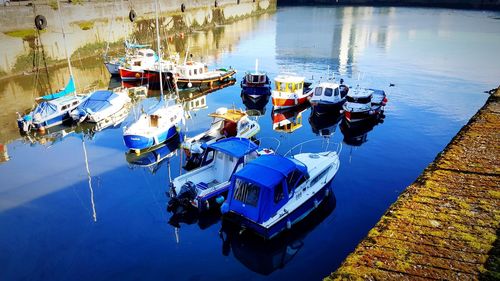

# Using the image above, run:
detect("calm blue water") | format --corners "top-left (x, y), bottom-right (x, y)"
top-left (1, 6), bottom-right (500, 281)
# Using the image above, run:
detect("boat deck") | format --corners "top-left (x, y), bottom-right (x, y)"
top-left (327, 87), bottom-right (500, 280)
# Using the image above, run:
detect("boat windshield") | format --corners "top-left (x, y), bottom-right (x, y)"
top-left (314, 87), bottom-right (323, 96)
top-left (346, 95), bottom-right (371, 103)
top-left (233, 178), bottom-right (260, 207)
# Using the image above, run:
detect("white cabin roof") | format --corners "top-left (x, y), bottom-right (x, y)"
top-left (348, 88), bottom-right (373, 98)
top-left (317, 82), bottom-right (340, 89)
top-left (274, 74), bottom-right (305, 83)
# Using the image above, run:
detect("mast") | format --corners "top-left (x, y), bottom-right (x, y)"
top-left (56, 1), bottom-right (76, 96)
top-left (255, 59), bottom-right (258, 74)
top-left (154, 0), bottom-right (164, 100)
top-left (104, 0), bottom-right (115, 59)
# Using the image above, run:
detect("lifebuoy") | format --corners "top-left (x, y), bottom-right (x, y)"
top-left (34, 15), bottom-right (47, 31)
top-left (181, 3), bottom-right (186, 12)
top-left (129, 10), bottom-right (136, 22)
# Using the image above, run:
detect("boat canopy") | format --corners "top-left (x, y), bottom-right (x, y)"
top-left (78, 90), bottom-right (116, 113)
top-left (207, 137), bottom-right (258, 158)
top-left (235, 154), bottom-right (307, 188)
top-left (38, 76), bottom-right (76, 101)
top-left (32, 101), bottom-right (57, 119)
top-left (208, 108), bottom-right (246, 122)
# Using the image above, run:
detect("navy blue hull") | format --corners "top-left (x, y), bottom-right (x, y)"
top-left (241, 86), bottom-right (271, 96)
top-left (224, 183), bottom-right (333, 239)
top-left (311, 100), bottom-right (345, 115)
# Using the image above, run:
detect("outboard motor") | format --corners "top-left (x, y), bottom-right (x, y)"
top-left (167, 181), bottom-right (198, 213)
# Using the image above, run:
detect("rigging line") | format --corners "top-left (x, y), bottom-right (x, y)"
top-left (82, 138), bottom-right (97, 222)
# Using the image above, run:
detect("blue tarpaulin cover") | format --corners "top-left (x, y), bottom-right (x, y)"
top-left (33, 101), bottom-right (57, 119)
top-left (207, 137), bottom-right (258, 158)
top-left (125, 40), bottom-right (150, 49)
top-left (78, 90), bottom-right (116, 113)
top-left (234, 154), bottom-right (308, 188)
top-left (39, 76), bottom-right (76, 101)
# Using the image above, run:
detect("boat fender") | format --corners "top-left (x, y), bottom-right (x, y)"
top-left (129, 10), bottom-right (137, 22)
top-left (220, 201), bottom-right (229, 214)
top-left (286, 220), bottom-right (292, 230)
top-left (34, 15), bottom-right (47, 31)
top-left (314, 199), bottom-right (319, 208)
top-left (215, 195), bottom-right (225, 205)
top-left (187, 82), bottom-right (192, 88)
top-left (181, 3), bottom-right (186, 12)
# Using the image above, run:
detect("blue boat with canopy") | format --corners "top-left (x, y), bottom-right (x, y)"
top-left (17, 76), bottom-right (84, 132)
top-left (221, 147), bottom-right (340, 239)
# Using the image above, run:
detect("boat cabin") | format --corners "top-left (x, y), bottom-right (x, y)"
top-left (208, 108), bottom-right (253, 138)
top-left (176, 61), bottom-right (208, 78)
top-left (33, 95), bottom-right (80, 121)
top-left (346, 88), bottom-right (373, 104)
top-left (224, 155), bottom-right (309, 224)
top-left (245, 72), bottom-right (268, 85)
top-left (274, 75), bottom-right (305, 94)
top-left (129, 48), bottom-right (158, 67)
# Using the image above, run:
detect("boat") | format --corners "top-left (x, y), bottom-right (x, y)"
top-left (118, 48), bottom-right (160, 81)
top-left (168, 137), bottom-right (260, 213)
top-left (71, 87), bottom-right (132, 124)
top-left (174, 60), bottom-right (237, 89)
top-left (342, 87), bottom-right (387, 122)
top-left (220, 141), bottom-right (341, 239)
top-left (17, 4), bottom-right (85, 133)
top-left (271, 74), bottom-right (313, 109)
top-left (122, 0), bottom-right (184, 153)
top-left (181, 107), bottom-right (260, 166)
top-left (241, 59), bottom-right (271, 97)
top-left (104, 41), bottom-right (153, 76)
top-left (271, 103), bottom-right (309, 133)
top-left (309, 80), bottom-right (349, 115)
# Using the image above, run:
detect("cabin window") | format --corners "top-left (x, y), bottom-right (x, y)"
top-left (138, 52), bottom-right (144, 56)
top-left (314, 87), bottom-right (323, 96)
top-left (334, 88), bottom-right (340, 96)
top-left (274, 183), bottom-right (285, 203)
top-left (233, 179), bottom-right (260, 207)
top-left (286, 170), bottom-right (307, 194)
top-left (194, 69), bottom-right (198, 75)
top-left (189, 70), bottom-right (192, 76)
top-left (310, 167), bottom-right (331, 186)
top-left (200, 68), bottom-right (203, 74)
top-left (204, 150), bottom-right (215, 165)
top-left (146, 53), bottom-right (154, 57)
top-left (298, 83), bottom-right (303, 90)
top-left (228, 155), bottom-right (234, 162)
top-left (196, 100), bottom-right (200, 107)
top-left (61, 105), bottom-right (69, 110)
top-left (325, 88), bottom-right (333, 97)
top-left (72, 101), bottom-right (78, 106)
top-left (287, 83), bottom-right (292, 92)
top-left (134, 61), bottom-right (141, 66)
top-left (279, 82), bottom-right (286, 91)
top-left (346, 96), bottom-right (371, 103)
top-left (217, 153), bottom-right (223, 160)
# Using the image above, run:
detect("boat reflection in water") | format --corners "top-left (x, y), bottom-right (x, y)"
top-left (308, 108), bottom-right (343, 137)
top-left (271, 103), bottom-right (310, 133)
top-left (241, 92), bottom-right (270, 117)
top-left (219, 193), bottom-right (336, 275)
top-left (0, 143), bottom-right (10, 163)
top-left (20, 124), bottom-right (79, 147)
top-left (339, 114), bottom-right (385, 147)
top-left (167, 207), bottom-right (222, 243)
top-left (125, 133), bottom-right (181, 174)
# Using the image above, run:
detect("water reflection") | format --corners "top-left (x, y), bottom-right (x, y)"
top-left (220, 193), bottom-right (336, 275)
top-left (308, 109), bottom-right (343, 137)
top-left (241, 93), bottom-right (270, 116)
top-left (168, 208), bottom-right (222, 244)
top-left (125, 134), bottom-right (180, 174)
top-left (339, 117), bottom-right (385, 147)
top-left (271, 103), bottom-right (309, 133)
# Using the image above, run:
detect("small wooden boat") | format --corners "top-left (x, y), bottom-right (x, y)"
top-left (175, 61), bottom-right (236, 89)
top-left (168, 137), bottom-right (260, 212)
top-left (342, 87), bottom-right (387, 122)
top-left (221, 141), bottom-right (341, 239)
top-left (241, 59), bottom-right (271, 97)
top-left (271, 74), bottom-right (313, 109)
top-left (182, 107), bottom-right (260, 168)
top-left (309, 81), bottom-right (349, 115)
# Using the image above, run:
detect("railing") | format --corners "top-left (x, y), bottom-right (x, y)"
top-left (255, 136), bottom-right (281, 153)
top-left (284, 138), bottom-right (342, 158)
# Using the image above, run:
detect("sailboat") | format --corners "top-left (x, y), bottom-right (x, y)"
top-left (17, 2), bottom-right (85, 133)
top-left (122, 0), bottom-right (184, 153)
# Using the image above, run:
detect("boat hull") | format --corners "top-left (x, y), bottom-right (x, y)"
top-left (310, 100), bottom-right (345, 115)
top-left (176, 70), bottom-right (237, 89)
top-left (224, 182), bottom-right (333, 239)
top-left (343, 105), bottom-right (384, 122)
top-left (123, 125), bottom-right (178, 150)
top-left (241, 85), bottom-right (271, 96)
top-left (271, 96), bottom-right (310, 109)
top-left (105, 62), bottom-right (120, 76)
top-left (119, 68), bottom-right (144, 81)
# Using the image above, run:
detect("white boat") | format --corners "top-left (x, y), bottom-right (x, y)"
top-left (342, 87), bottom-right (387, 122)
top-left (174, 60), bottom-right (236, 89)
top-left (182, 107), bottom-right (260, 160)
top-left (71, 87), bottom-right (132, 124)
top-left (271, 74), bottom-right (313, 109)
top-left (168, 137), bottom-right (260, 212)
top-left (309, 81), bottom-right (349, 115)
top-left (118, 48), bottom-right (160, 81)
top-left (221, 140), bottom-right (341, 239)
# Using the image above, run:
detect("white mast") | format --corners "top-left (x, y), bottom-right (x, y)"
top-left (154, 0), bottom-right (164, 100)
top-left (56, 1), bottom-right (76, 96)
top-left (255, 59), bottom-right (259, 74)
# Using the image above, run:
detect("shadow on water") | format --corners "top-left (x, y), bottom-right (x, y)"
top-left (219, 192), bottom-right (337, 276)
